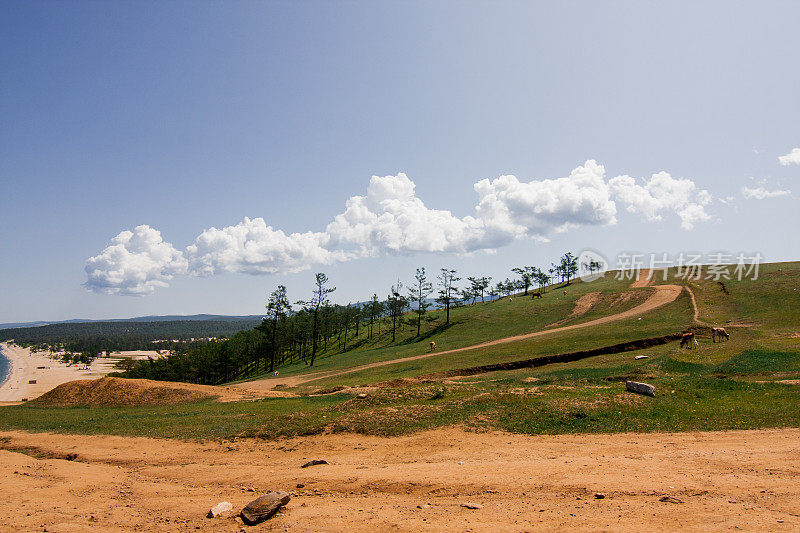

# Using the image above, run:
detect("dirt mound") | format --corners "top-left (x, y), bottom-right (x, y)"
top-left (30, 377), bottom-right (222, 407)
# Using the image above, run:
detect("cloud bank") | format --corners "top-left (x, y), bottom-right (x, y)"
top-left (778, 148), bottom-right (800, 166)
top-left (608, 171), bottom-right (712, 230)
top-left (85, 161), bottom-right (714, 295)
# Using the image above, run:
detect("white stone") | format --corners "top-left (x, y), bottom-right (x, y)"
top-left (626, 381), bottom-right (656, 396)
top-left (208, 501), bottom-right (233, 518)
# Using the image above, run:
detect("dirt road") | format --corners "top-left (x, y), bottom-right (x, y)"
top-left (235, 272), bottom-right (683, 391)
top-left (1, 427), bottom-right (797, 532)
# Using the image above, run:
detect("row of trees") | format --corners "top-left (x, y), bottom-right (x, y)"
top-left (122, 253), bottom-right (580, 385)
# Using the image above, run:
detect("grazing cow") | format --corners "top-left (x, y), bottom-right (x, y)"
top-left (563, 290), bottom-right (567, 296)
top-left (680, 332), bottom-right (698, 349)
top-left (712, 327), bottom-right (730, 342)
top-left (429, 341), bottom-right (436, 352)
top-left (531, 291), bottom-right (543, 299)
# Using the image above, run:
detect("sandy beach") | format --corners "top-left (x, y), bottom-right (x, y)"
top-left (0, 342), bottom-right (120, 404)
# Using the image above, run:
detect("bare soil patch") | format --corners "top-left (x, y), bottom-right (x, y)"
top-left (0, 427), bottom-right (798, 531)
top-left (628, 268), bottom-right (656, 288)
top-left (546, 291), bottom-right (602, 327)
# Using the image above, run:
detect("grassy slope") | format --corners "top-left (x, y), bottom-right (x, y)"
top-left (236, 275), bottom-right (658, 384)
top-left (2, 262), bottom-right (799, 440)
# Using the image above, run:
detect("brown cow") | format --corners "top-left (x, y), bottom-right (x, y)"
top-left (680, 332), bottom-right (698, 349)
top-left (531, 291), bottom-right (543, 299)
top-left (712, 327), bottom-right (730, 342)
top-left (429, 341), bottom-right (436, 352)
top-left (563, 290), bottom-right (567, 296)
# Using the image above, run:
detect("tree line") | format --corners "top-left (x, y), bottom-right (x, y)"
top-left (120, 252), bottom-right (580, 385)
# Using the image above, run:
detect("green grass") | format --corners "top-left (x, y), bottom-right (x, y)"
top-left (3, 365), bottom-right (799, 440)
top-left (711, 349), bottom-right (800, 376)
top-left (300, 294), bottom-right (693, 390)
top-left (680, 260), bottom-right (800, 330)
top-left (2, 262), bottom-right (800, 441)
top-left (0, 395), bottom-right (345, 440)
top-left (240, 274), bottom-right (653, 382)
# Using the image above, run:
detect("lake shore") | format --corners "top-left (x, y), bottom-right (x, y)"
top-left (0, 342), bottom-right (119, 403)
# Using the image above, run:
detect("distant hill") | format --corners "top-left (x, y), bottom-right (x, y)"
top-left (0, 316), bottom-right (264, 352)
top-left (0, 321), bottom-right (50, 329)
top-left (0, 314), bottom-right (264, 330)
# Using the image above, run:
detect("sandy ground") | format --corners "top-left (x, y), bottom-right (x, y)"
top-left (0, 427), bottom-right (798, 532)
top-left (235, 273), bottom-right (683, 391)
top-left (628, 268), bottom-right (655, 288)
top-left (0, 343), bottom-right (120, 404)
top-left (546, 291), bottom-right (602, 328)
top-left (109, 350), bottom-right (166, 360)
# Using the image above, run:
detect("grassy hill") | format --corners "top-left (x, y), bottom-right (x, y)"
top-left (236, 274), bottom-right (679, 384)
top-left (1, 261), bottom-right (799, 440)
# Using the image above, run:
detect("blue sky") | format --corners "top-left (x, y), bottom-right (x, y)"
top-left (1, 1), bottom-right (798, 323)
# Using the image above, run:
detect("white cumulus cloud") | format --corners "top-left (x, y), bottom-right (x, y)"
top-left (741, 186), bottom-right (791, 200)
top-left (84, 225), bottom-right (188, 295)
top-left (186, 217), bottom-right (347, 277)
top-left (473, 159), bottom-right (617, 243)
top-left (608, 171), bottom-right (712, 230)
top-left (778, 148), bottom-right (800, 166)
top-left (325, 173), bottom-right (485, 255)
top-left (85, 161), bottom-right (716, 295)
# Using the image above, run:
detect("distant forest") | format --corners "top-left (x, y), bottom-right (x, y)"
top-left (0, 319), bottom-right (262, 354)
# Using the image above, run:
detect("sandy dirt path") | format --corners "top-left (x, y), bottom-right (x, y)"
top-left (0, 427), bottom-right (797, 532)
top-left (628, 268), bottom-right (655, 288)
top-left (684, 285), bottom-right (712, 326)
top-left (235, 272), bottom-right (682, 391)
